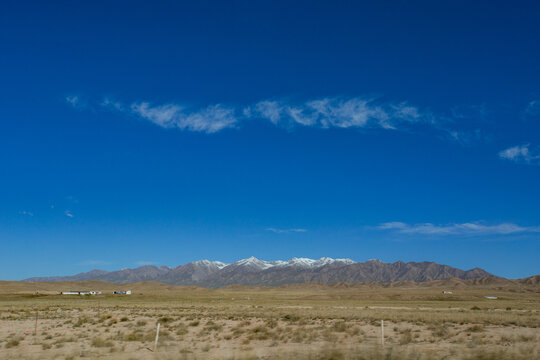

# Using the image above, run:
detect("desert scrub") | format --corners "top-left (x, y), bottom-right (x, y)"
top-left (347, 326), bottom-right (364, 336)
top-left (123, 331), bottom-right (144, 341)
top-left (158, 316), bottom-right (173, 324)
top-left (462, 348), bottom-right (538, 360)
top-left (204, 320), bottom-right (223, 331)
top-left (332, 320), bottom-right (347, 332)
top-left (98, 314), bottom-right (112, 323)
top-left (399, 329), bottom-right (413, 344)
top-left (322, 328), bottom-right (338, 342)
top-left (428, 323), bottom-right (451, 339)
top-left (176, 324), bottom-right (188, 336)
top-left (469, 334), bottom-right (488, 346)
top-left (5, 338), bottom-right (21, 348)
top-left (91, 337), bottom-right (114, 347)
top-left (159, 329), bottom-right (172, 340)
top-left (54, 336), bottom-right (75, 344)
top-left (73, 316), bottom-right (92, 327)
top-left (248, 325), bottom-right (271, 340)
top-left (466, 324), bottom-right (484, 332)
top-left (518, 334), bottom-right (535, 342)
top-left (282, 314), bottom-right (301, 322)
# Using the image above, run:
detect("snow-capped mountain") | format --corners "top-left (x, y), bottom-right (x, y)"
top-left (228, 256), bottom-right (284, 270)
top-left (158, 259), bottom-right (229, 284)
top-left (225, 256), bottom-right (354, 270)
top-left (24, 257), bottom-right (496, 287)
top-left (277, 257), bottom-right (355, 268)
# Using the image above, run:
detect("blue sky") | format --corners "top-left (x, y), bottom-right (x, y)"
top-left (1, 1), bottom-right (539, 280)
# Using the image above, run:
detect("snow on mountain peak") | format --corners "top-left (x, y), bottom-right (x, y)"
top-left (233, 257), bottom-right (276, 270)
top-left (333, 258), bottom-right (356, 265)
top-left (229, 257), bottom-right (356, 270)
top-left (289, 257), bottom-right (355, 268)
top-left (191, 260), bottom-right (228, 269)
top-left (286, 257), bottom-right (317, 267)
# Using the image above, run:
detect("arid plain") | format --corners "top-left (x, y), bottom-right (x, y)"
top-left (1, 277), bottom-right (539, 359)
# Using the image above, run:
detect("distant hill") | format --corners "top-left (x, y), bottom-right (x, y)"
top-left (4, 275), bottom-right (540, 296)
top-left (24, 257), bottom-right (498, 288)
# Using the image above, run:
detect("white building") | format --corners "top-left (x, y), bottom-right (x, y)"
top-left (61, 291), bottom-right (101, 295)
top-left (113, 290), bottom-right (131, 295)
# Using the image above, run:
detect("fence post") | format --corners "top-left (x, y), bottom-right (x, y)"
top-left (381, 319), bottom-right (384, 346)
top-left (153, 323), bottom-right (160, 352)
top-left (34, 310), bottom-right (39, 335)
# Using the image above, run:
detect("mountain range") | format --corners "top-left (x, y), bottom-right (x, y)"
top-left (24, 257), bottom-right (497, 287)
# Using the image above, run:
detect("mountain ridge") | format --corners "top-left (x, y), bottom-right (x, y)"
top-left (23, 257), bottom-right (498, 287)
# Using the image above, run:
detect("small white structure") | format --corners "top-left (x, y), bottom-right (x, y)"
top-left (442, 290), bottom-right (453, 294)
top-left (113, 290), bottom-right (131, 295)
top-left (61, 290), bottom-right (101, 295)
top-left (485, 296), bottom-right (498, 300)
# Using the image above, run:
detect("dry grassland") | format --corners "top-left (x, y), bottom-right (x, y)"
top-left (0, 281), bottom-right (539, 359)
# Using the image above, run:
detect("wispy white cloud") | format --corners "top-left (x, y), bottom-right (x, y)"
top-left (64, 210), bottom-right (74, 218)
top-left (65, 95), bottom-right (85, 109)
top-left (243, 100), bottom-right (283, 124)
top-left (67, 94), bottom-right (486, 141)
top-left (378, 221), bottom-right (540, 236)
top-left (130, 102), bottom-right (237, 133)
top-left (19, 210), bottom-right (34, 216)
top-left (101, 97), bottom-right (124, 111)
top-left (65, 95), bottom-right (79, 106)
top-left (266, 227), bottom-right (308, 234)
top-left (499, 144), bottom-right (540, 164)
top-left (245, 98), bottom-right (425, 130)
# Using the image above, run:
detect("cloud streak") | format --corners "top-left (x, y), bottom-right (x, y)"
top-left (65, 95), bottom-right (80, 106)
top-left (245, 98), bottom-right (425, 130)
top-left (266, 228), bottom-right (308, 234)
top-left (378, 221), bottom-right (540, 236)
top-left (499, 144), bottom-right (540, 165)
top-left (130, 102), bottom-right (237, 133)
top-left (68, 95), bottom-right (481, 140)
top-left (65, 95), bottom-right (86, 109)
